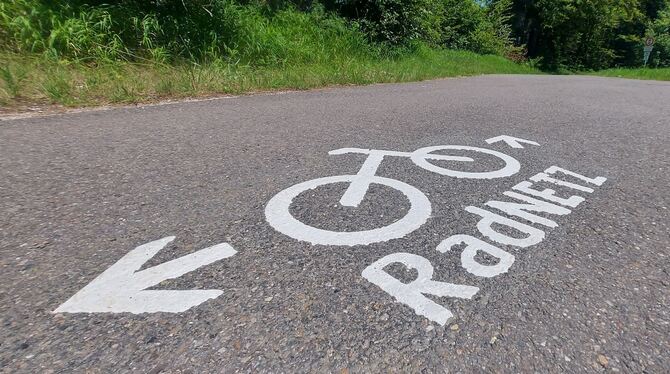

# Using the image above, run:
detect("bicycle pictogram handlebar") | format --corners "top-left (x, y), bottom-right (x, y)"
top-left (265, 144), bottom-right (521, 246)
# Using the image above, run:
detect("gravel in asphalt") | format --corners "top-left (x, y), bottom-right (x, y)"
top-left (1, 75), bottom-right (669, 372)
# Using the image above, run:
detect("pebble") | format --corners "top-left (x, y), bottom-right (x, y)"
top-left (597, 354), bottom-right (608, 367)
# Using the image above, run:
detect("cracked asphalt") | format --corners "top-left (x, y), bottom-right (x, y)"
top-left (1, 75), bottom-right (669, 372)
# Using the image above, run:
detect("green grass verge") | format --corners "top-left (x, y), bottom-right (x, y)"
top-left (589, 67), bottom-right (670, 81)
top-left (0, 49), bottom-right (538, 111)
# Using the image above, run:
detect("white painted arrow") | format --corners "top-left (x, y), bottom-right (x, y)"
top-left (54, 237), bottom-right (237, 314)
top-left (485, 135), bottom-right (540, 149)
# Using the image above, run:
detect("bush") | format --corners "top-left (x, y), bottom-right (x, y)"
top-left (0, 0), bottom-right (373, 65)
top-left (326, 0), bottom-right (442, 45)
top-left (509, 0), bottom-right (646, 70)
top-left (647, 2), bottom-right (670, 66)
top-left (326, 0), bottom-right (513, 54)
top-left (0, 1), bottom-right (126, 59)
top-left (438, 0), bottom-right (513, 55)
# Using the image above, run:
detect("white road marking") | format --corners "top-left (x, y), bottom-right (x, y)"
top-left (338, 152), bottom-right (387, 207)
top-left (43, 135), bottom-right (607, 328)
top-left (329, 147), bottom-right (471, 207)
top-left (436, 235), bottom-right (515, 278)
top-left (512, 180), bottom-right (585, 208)
top-left (265, 175), bottom-right (431, 246)
top-left (266, 145), bottom-right (521, 246)
top-left (53, 237), bottom-right (237, 314)
top-left (265, 145), bottom-right (521, 246)
top-left (328, 147), bottom-right (473, 162)
top-left (465, 206), bottom-right (546, 248)
top-left (545, 166), bottom-right (607, 186)
top-left (410, 145), bottom-right (521, 179)
top-left (530, 173), bottom-right (595, 193)
top-left (485, 135), bottom-right (540, 149)
top-left (363, 165), bottom-right (607, 326)
top-left (485, 191), bottom-right (571, 228)
top-left (362, 253), bottom-right (479, 325)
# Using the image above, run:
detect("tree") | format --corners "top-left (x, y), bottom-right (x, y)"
top-left (509, 0), bottom-right (644, 69)
top-left (647, 1), bottom-right (670, 66)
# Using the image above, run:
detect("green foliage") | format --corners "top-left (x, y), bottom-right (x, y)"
top-left (0, 0), bottom-right (536, 108)
top-left (41, 67), bottom-right (73, 103)
top-left (2, 0), bottom-right (667, 76)
top-left (508, 0), bottom-right (670, 69)
top-left (0, 1), bottom-right (128, 60)
top-left (0, 64), bottom-right (27, 98)
top-left (328, 0), bottom-right (514, 52)
top-left (647, 2), bottom-right (670, 66)
top-left (329, 0), bottom-right (440, 45)
top-left (0, 0), bottom-right (521, 68)
top-left (438, 0), bottom-right (513, 55)
top-left (537, 0), bottom-right (642, 70)
top-left (0, 0), bottom-right (372, 65)
top-left (0, 50), bottom-right (539, 108)
top-left (590, 66), bottom-right (670, 80)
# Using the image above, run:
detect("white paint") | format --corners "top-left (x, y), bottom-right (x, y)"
top-left (512, 181), bottom-right (585, 208)
top-left (362, 253), bottom-right (479, 325)
top-left (338, 152), bottom-right (387, 207)
top-left (267, 147), bottom-right (446, 246)
top-left (485, 191), bottom-right (571, 228)
top-left (437, 235), bottom-right (515, 278)
top-left (465, 206), bottom-right (545, 248)
top-left (530, 173), bottom-right (594, 193)
top-left (265, 175), bottom-right (431, 246)
top-left (411, 145), bottom-right (521, 179)
top-left (485, 135), bottom-right (540, 149)
top-left (545, 166), bottom-right (607, 186)
top-left (53, 237), bottom-right (237, 314)
top-left (330, 147), bottom-right (480, 207)
top-left (510, 166), bottom-right (607, 208)
top-left (266, 144), bottom-right (521, 246)
top-left (328, 147), bottom-right (473, 162)
top-left (357, 162), bottom-right (608, 326)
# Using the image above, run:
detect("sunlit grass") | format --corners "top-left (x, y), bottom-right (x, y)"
top-left (0, 50), bottom-right (539, 109)
top-left (589, 67), bottom-right (670, 81)
top-left (0, 1), bottom-right (540, 111)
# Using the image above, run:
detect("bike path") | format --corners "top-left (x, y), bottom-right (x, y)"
top-left (1, 75), bottom-right (669, 372)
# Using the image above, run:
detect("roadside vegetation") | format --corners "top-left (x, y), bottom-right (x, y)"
top-left (0, 0), bottom-right (668, 110)
top-left (588, 67), bottom-right (670, 81)
top-left (0, 49), bottom-right (535, 108)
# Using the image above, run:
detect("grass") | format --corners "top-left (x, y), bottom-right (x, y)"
top-left (589, 67), bottom-right (670, 81)
top-left (0, 0), bottom-right (542, 112)
top-left (0, 49), bottom-right (539, 111)
top-left (1, 0), bottom-right (668, 113)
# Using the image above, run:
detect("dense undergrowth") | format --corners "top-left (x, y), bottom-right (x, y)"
top-left (1, 0), bottom-right (666, 110)
top-left (587, 67), bottom-right (670, 80)
top-left (0, 48), bottom-right (537, 108)
top-left (0, 0), bottom-right (537, 109)
top-left (0, 1), bottom-right (378, 65)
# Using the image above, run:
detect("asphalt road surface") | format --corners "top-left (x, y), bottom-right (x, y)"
top-left (1, 75), bottom-right (669, 373)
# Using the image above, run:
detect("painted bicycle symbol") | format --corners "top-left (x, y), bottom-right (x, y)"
top-left (265, 145), bottom-right (520, 246)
